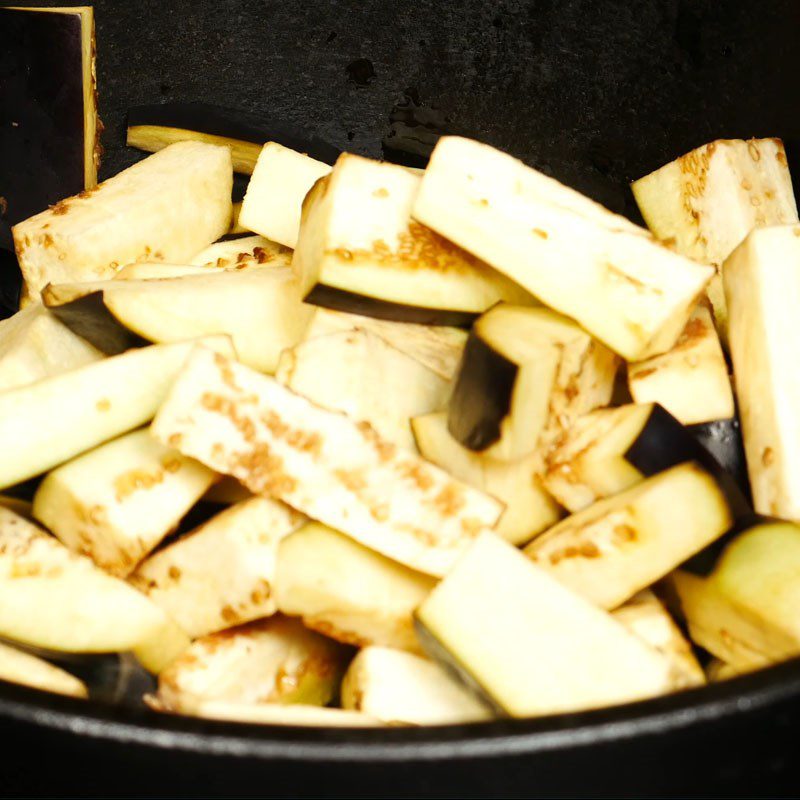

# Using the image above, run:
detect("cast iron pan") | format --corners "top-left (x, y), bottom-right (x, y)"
top-left (2, 0), bottom-right (800, 796)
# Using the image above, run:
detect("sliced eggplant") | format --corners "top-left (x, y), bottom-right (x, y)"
top-left (0, 336), bottom-right (233, 490)
top-left (724, 224), bottom-right (800, 520)
top-left (229, 201), bottom-right (247, 234)
top-left (188, 234), bottom-right (290, 269)
top-left (130, 497), bottom-right (306, 638)
top-left (688, 417), bottom-right (750, 500)
top-left (0, 304), bottom-right (103, 393)
top-left (276, 329), bottom-right (452, 451)
top-left (151, 348), bottom-right (503, 577)
top-left (163, 701), bottom-right (380, 727)
top-left (542, 402), bottom-right (749, 515)
top-left (525, 462), bottom-right (735, 609)
top-left (627, 303), bottom-right (734, 425)
top-left (0, 7), bottom-right (99, 225)
top-left (239, 142), bottom-right (333, 248)
top-left (126, 102), bottom-right (340, 173)
top-left (415, 532), bottom-right (672, 717)
top-left (274, 522), bottom-right (435, 652)
top-left (13, 141), bottom-right (233, 297)
top-left (32, 429), bottom-right (217, 577)
top-left (0, 641), bottom-right (87, 699)
top-left (113, 263), bottom-right (222, 281)
top-left (447, 304), bottom-right (618, 460)
top-left (412, 411), bottom-right (561, 545)
top-left (705, 660), bottom-right (745, 682)
top-left (341, 646), bottom-right (492, 725)
top-left (304, 307), bottom-right (467, 381)
top-left (294, 153), bottom-right (534, 327)
top-left (632, 138), bottom-right (798, 337)
top-left (413, 136), bottom-right (714, 360)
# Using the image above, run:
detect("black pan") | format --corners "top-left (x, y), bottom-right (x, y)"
top-left (1, 0), bottom-right (800, 796)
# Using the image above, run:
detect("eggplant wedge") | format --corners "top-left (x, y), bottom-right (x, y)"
top-left (161, 701), bottom-right (380, 727)
top-left (276, 329), bottom-right (452, 451)
top-left (632, 138), bottom-right (798, 337)
top-left (126, 102), bottom-right (340, 174)
top-left (0, 337), bottom-right (233, 491)
top-left (341, 647), bottom-right (492, 725)
top-left (304, 307), bottom-right (467, 381)
top-left (13, 141), bottom-right (233, 297)
top-left (415, 533), bottom-right (672, 717)
top-left (447, 304), bottom-right (618, 459)
top-left (0, 7), bottom-right (99, 225)
top-left (32, 429), bottom-right (217, 577)
top-left (188, 234), bottom-right (290, 269)
top-left (724, 225), bottom-right (800, 520)
top-left (627, 303), bottom-right (734, 425)
top-left (274, 522), bottom-right (435, 652)
top-left (688, 417), bottom-right (750, 501)
top-left (113, 263), bottom-right (223, 281)
top-left (542, 402), bottom-right (749, 515)
top-left (239, 142), bottom-right (333, 248)
top-left (131, 497), bottom-right (306, 638)
top-left (412, 411), bottom-right (562, 545)
top-left (525, 462), bottom-right (735, 609)
top-left (0, 641), bottom-right (88, 699)
top-left (413, 136), bottom-right (714, 360)
top-left (294, 154), bottom-right (535, 327)
top-left (152, 348), bottom-right (503, 577)
top-left (155, 616), bottom-right (348, 714)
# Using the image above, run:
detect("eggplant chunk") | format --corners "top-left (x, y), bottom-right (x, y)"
top-left (294, 154), bottom-right (534, 326)
top-left (0, 305), bottom-right (103, 393)
top-left (131, 497), bottom-right (306, 638)
top-left (632, 138), bottom-right (798, 337)
top-left (412, 411), bottom-right (561, 545)
top-left (413, 136), bottom-right (714, 360)
top-left (627, 303), bottom-right (734, 425)
top-left (113, 263), bottom-right (223, 281)
top-left (152, 348), bottom-right (503, 577)
top-left (239, 143), bottom-right (333, 248)
top-left (32, 430), bottom-right (216, 578)
top-left (0, 641), bottom-right (87, 699)
top-left (189, 234), bottom-right (290, 269)
top-left (0, 337), bottom-right (233, 490)
top-left (164, 702), bottom-right (380, 727)
top-left (705, 660), bottom-right (746, 682)
top-left (155, 617), bottom-right (348, 714)
top-left (724, 225), bottom-right (800, 520)
top-left (447, 304), bottom-right (618, 460)
top-left (341, 647), bottom-right (492, 725)
top-left (689, 417), bottom-right (750, 500)
top-left (611, 590), bottom-right (705, 689)
top-left (13, 142), bottom-right (233, 297)
top-left (276, 329), bottom-right (452, 451)
top-left (416, 533), bottom-right (672, 717)
top-left (274, 522), bottom-right (435, 652)
top-left (525, 462), bottom-right (734, 609)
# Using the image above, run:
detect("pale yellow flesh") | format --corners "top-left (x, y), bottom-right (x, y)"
top-left (0, 641), bottom-right (87, 698)
top-left (188, 235), bottom-right (288, 268)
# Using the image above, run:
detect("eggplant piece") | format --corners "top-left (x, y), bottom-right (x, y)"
top-left (0, 336), bottom-right (233, 490)
top-left (275, 522), bottom-right (435, 653)
top-left (155, 617), bottom-right (348, 715)
top-left (0, 305), bottom-right (103, 393)
top-left (341, 647), bottom-right (492, 725)
top-left (632, 138), bottom-right (798, 339)
top-left (163, 701), bottom-right (380, 727)
top-left (0, 641), bottom-right (88, 699)
top-left (705, 659), bottom-right (746, 682)
top-left (294, 154), bottom-right (535, 327)
top-left (188, 234), bottom-right (290, 269)
top-left (13, 141), bottom-right (233, 297)
top-left (413, 137), bottom-right (714, 360)
top-left (304, 307), bottom-right (467, 381)
top-left (542, 402), bottom-right (750, 515)
top-left (525, 462), bottom-right (735, 609)
top-left (0, 7), bottom-right (99, 226)
top-left (126, 102), bottom-right (340, 174)
top-left (276, 329), bottom-right (452, 451)
top-left (229, 201), bottom-right (247, 234)
top-left (447, 304), bottom-right (618, 460)
top-left (415, 533), bottom-right (672, 717)
top-left (627, 303), bottom-right (734, 425)
top-left (688, 416), bottom-right (750, 500)
top-left (239, 143), bottom-right (333, 248)
top-left (113, 263), bottom-right (223, 281)
top-left (130, 497), bottom-right (306, 638)
top-left (412, 411), bottom-right (561, 545)
top-left (32, 429), bottom-right (217, 578)
top-left (152, 348), bottom-right (503, 577)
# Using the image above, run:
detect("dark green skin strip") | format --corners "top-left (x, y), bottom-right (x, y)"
top-left (447, 332), bottom-right (517, 452)
top-left (304, 283), bottom-right (480, 327)
top-left (413, 615), bottom-right (505, 717)
top-left (126, 102), bottom-right (341, 165)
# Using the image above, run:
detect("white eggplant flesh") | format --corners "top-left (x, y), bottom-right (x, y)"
top-left (0, 641), bottom-right (88, 698)
top-left (188, 234), bottom-right (289, 268)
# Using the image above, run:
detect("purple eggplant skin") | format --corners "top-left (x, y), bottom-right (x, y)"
top-left (447, 333), bottom-right (518, 453)
top-left (0, 9), bottom-right (89, 225)
top-left (688, 417), bottom-right (751, 505)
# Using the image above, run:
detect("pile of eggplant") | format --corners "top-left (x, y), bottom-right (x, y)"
top-left (0, 105), bottom-right (799, 727)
